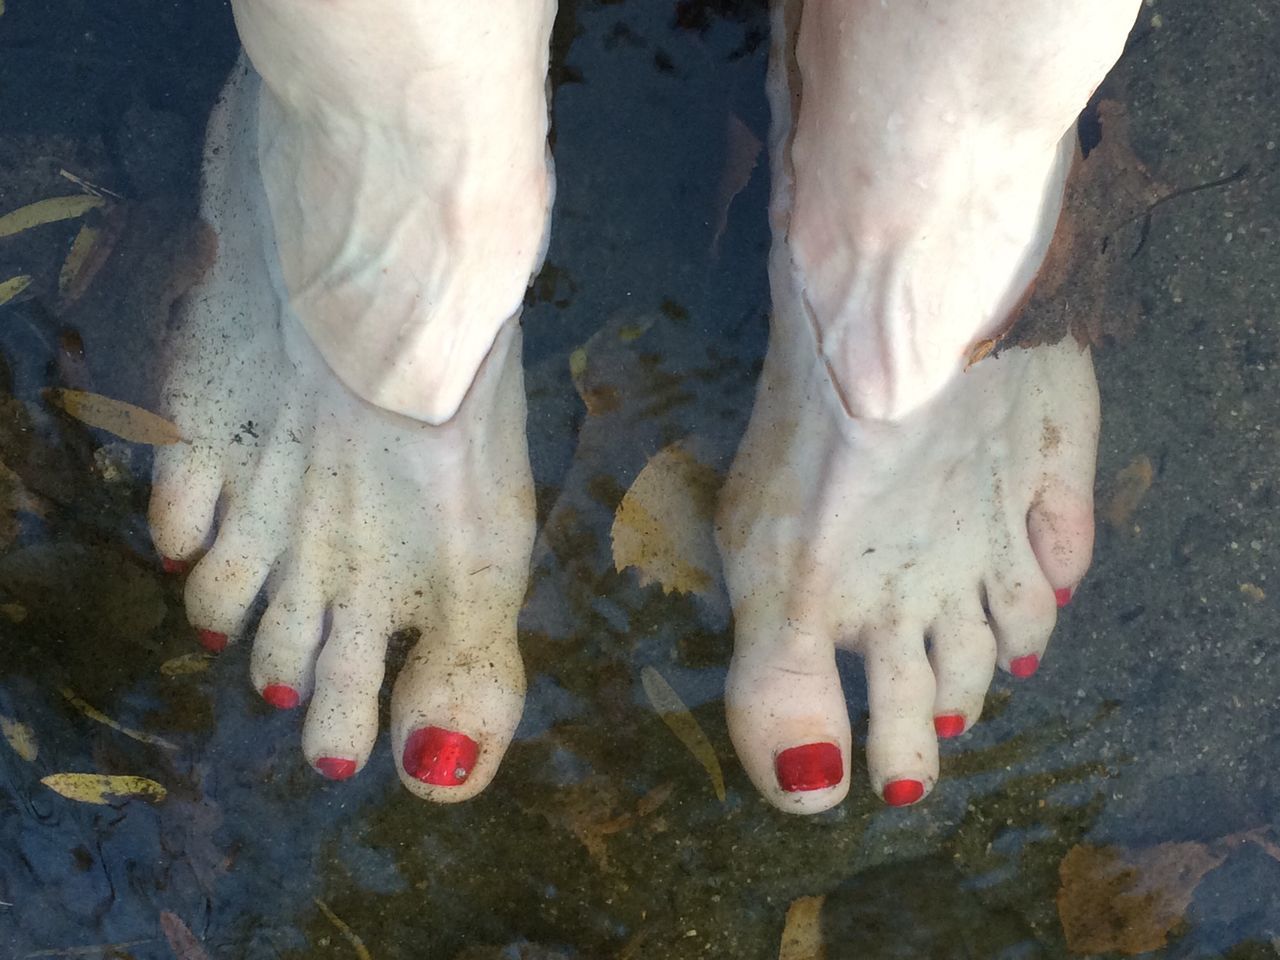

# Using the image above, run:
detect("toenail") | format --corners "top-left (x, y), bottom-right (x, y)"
top-left (197, 629), bottom-right (228, 653)
top-left (315, 757), bottom-right (357, 781)
top-left (161, 556), bottom-right (190, 575)
top-left (262, 684), bottom-right (300, 710)
top-left (775, 742), bottom-right (843, 792)
top-left (934, 714), bottom-right (966, 739)
top-left (883, 778), bottom-right (925, 807)
top-left (403, 726), bottom-right (479, 787)
top-left (1010, 654), bottom-right (1040, 678)
top-left (1055, 586), bottom-right (1073, 607)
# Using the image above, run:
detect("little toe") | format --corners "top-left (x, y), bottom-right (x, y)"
top-left (149, 444), bottom-right (222, 563)
top-left (928, 609), bottom-right (997, 738)
top-left (1027, 481), bottom-right (1095, 603)
top-left (300, 595), bottom-right (389, 780)
top-left (391, 629), bottom-right (526, 803)
top-left (726, 621), bottom-right (851, 814)
top-left (862, 624), bottom-right (938, 805)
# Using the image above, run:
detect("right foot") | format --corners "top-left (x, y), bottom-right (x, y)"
top-left (149, 47), bottom-right (540, 799)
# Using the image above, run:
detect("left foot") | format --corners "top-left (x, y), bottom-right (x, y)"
top-left (716, 0), bottom-right (1135, 812)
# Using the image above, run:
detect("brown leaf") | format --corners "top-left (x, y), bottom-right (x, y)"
top-left (1104, 454), bottom-right (1154, 529)
top-left (160, 911), bottom-right (210, 960)
top-left (779, 895), bottom-right (826, 960)
top-left (47, 388), bottom-right (185, 445)
top-left (1057, 842), bottom-right (1224, 955)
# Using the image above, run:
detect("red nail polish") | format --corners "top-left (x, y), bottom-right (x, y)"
top-left (1054, 586), bottom-right (1073, 607)
top-left (315, 757), bottom-right (357, 781)
top-left (198, 629), bottom-right (228, 653)
top-left (403, 726), bottom-right (478, 787)
top-left (161, 556), bottom-right (189, 575)
top-left (262, 684), bottom-right (299, 710)
top-left (1010, 654), bottom-right (1040, 678)
top-left (775, 742), bottom-right (843, 792)
top-left (883, 778), bottom-right (925, 807)
top-left (934, 714), bottom-right (965, 739)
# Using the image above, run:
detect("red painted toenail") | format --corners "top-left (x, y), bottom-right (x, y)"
top-left (775, 742), bottom-right (843, 792)
top-left (1010, 654), bottom-right (1040, 678)
top-left (934, 714), bottom-right (966, 739)
top-left (315, 757), bottom-right (357, 781)
top-left (883, 778), bottom-right (925, 807)
top-left (1055, 586), bottom-right (1073, 607)
top-left (197, 629), bottom-right (228, 653)
top-left (161, 556), bottom-right (189, 575)
top-left (262, 684), bottom-right (299, 710)
top-left (403, 726), bottom-right (478, 787)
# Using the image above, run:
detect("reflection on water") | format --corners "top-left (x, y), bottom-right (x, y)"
top-left (1, 1), bottom-right (1278, 957)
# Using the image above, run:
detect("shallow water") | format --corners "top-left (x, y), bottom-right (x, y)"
top-left (1, 1), bottom-right (1278, 958)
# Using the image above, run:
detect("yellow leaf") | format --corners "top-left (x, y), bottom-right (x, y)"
top-left (0, 274), bottom-right (32, 306)
top-left (315, 899), bottom-right (374, 960)
top-left (59, 686), bottom-right (179, 752)
top-left (612, 441), bottom-right (720, 597)
top-left (641, 666), bottom-right (725, 803)
top-left (41, 772), bottom-right (167, 804)
top-left (0, 195), bottom-right (106, 239)
top-left (58, 222), bottom-right (109, 307)
top-left (1104, 455), bottom-right (1154, 529)
top-left (1, 713), bottom-right (38, 761)
top-left (160, 652), bottom-right (213, 677)
top-left (47, 389), bottom-right (185, 445)
top-left (779, 895), bottom-right (826, 960)
top-left (1240, 582), bottom-right (1266, 602)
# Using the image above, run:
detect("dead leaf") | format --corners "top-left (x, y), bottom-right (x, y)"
top-left (0, 713), bottom-right (38, 761)
top-left (0, 274), bottom-right (33, 306)
top-left (315, 899), bottom-right (374, 960)
top-left (1104, 454), bottom-right (1154, 529)
top-left (0, 195), bottom-right (107, 239)
top-left (46, 388), bottom-right (185, 445)
top-left (711, 113), bottom-right (762, 257)
top-left (41, 772), bottom-right (168, 805)
top-left (160, 911), bottom-right (209, 960)
top-left (612, 442), bottom-right (720, 597)
top-left (636, 781), bottom-right (675, 817)
top-left (1, 602), bottom-right (26, 622)
top-left (1057, 841), bottom-right (1224, 954)
top-left (779, 895), bottom-right (826, 960)
top-left (160, 653), bottom-right (213, 677)
top-left (641, 666), bottom-right (726, 802)
top-left (59, 686), bottom-right (179, 751)
top-left (1240, 583), bottom-right (1266, 602)
top-left (58, 216), bottom-right (121, 308)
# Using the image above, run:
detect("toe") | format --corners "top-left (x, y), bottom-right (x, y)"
top-left (250, 581), bottom-right (325, 709)
top-left (726, 619), bottom-right (850, 814)
top-left (1027, 482), bottom-right (1094, 601)
top-left (149, 445), bottom-right (222, 562)
top-left (391, 626), bottom-right (526, 803)
top-left (928, 602), bottom-right (997, 738)
top-left (300, 593), bottom-right (389, 780)
top-left (862, 624), bottom-right (938, 805)
top-left (184, 521), bottom-right (274, 641)
top-left (983, 547), bottom-right (1058, 676)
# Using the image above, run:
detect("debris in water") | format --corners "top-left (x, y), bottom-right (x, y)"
top-left (0, 195), bottom-right (107, 239)
top-left (641, 666), bottom-right (726, 802)
top-left (41, 772), bottom-right (168, 805)
top-left (46, 388), bottom-right (185, 445)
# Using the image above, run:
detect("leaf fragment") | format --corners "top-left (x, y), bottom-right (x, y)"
top-left (641, 666), bottom-right (725, 802)
top-left (47, 389), bottom-right (185, 445)
top-left (0, 274), bottom-right (33, 306)
top-left (315, 899), bottom-right (374, 960)
top-left (41, 772), bottom-right (167, 805)
top-left (1, 713), bottom-right (38, 761)
top-left (779, 895), bottom-right (826, 960)
top-left (161, 652), bottom-right (213, 677)
top-left (58, 221), bottom-right (111, 308)
top-left (0, 195), bottom-right (107, 239)
top-left (59, 686), bottom-right (179, 751)
top-left (160, 911), bottom-right (210, 960)
top-left (1104, 454), bottom-right (1154, 529)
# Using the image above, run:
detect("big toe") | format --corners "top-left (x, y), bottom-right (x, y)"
top-left (726, 620), bottom-right (851, 815)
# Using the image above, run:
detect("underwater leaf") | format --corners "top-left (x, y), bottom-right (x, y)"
top-left (315, 899), bottom-right (374, 960)
top-left (47, 389), bottom-right (185, 445)
top-left (41, 772), bottom-right (168, 805)
top-left (779, 895), bottom-right (826, 960)
top-left (160, 653), bottom-right (213, 677)
top-left (0, 713), bottom-right (38, 761)
top-left (0, 602), bottom-right (26, 622)
top-left (160, 911), bottom-right (210, 960)
top-left (0, 195), bottom-right (107, 239)
top-left (1239, 582), bottom-right (1266, 602)
top-left (1057, 841), bottom-right (1224, 955)
top-left (58, 221), bottom-right (114, 308)
top-left (641, 666), bottom-right (726, 803)
top-left (612, 441), bottom-right (720, 597)
top-left (711, 113), bottom-right (762, 257)
top-left (0, 274), bottom-right (33, 306)
top-left (1103, 454), bottom-right (1154, 529)
top-left (59, 686), bottom-right (179, 751)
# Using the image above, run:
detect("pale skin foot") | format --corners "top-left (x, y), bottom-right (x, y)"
top-left (149, 0), bottom-right (553, 799)
top-left (716, 0), bottom-right (1142, 812)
